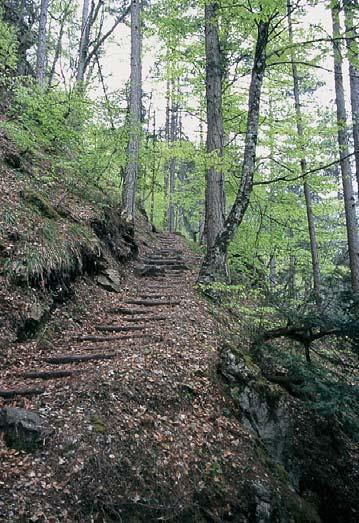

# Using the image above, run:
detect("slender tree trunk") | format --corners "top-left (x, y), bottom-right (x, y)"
top-left (198, 20), bottom-right (270, 284)
top-left (269, 255), bottom-right (276, 291)
top-left (77, 0), bottom-right (91, 84)
top-left (331, 4), bottom-right (359, 293)
top-left (150, 111), bottom-right (156, 224)
top-left (122, 0), bottom-right (142, 223)
top-left (287, 1), bottom-right (322, 307)
top-left (204, 2), bottom-right (226, 249)
top-left (167, 79), bottom-right (178, 233)
top-left (36, 0), bottom-right (50, 87)
top-left (343, 0), bottom-right (359, 189)
top-left (48, 1), bottom-right (72, 86)
top-left (288, 255), bottom-right (297, 300)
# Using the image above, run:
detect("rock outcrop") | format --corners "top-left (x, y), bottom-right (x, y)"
top-left (0, 408), bottom-right (53, 452)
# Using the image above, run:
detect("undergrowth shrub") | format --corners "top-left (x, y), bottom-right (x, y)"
top-left (2, 81), bottom-right (128, 200)
top-left (0, 8), bottom-right (17, 87)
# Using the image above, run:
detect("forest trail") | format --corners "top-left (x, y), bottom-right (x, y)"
top-left (1, 234), bottom-right (196, 399)
top-left (0, 234), bottom-right (258, 521)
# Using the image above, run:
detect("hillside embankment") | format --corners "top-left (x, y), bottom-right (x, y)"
top-left (0, 134), bottom-right (358, 522)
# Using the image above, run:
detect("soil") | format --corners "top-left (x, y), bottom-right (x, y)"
top-left (0, 232), bottom-right (271, 522)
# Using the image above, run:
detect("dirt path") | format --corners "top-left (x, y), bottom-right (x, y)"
top-left (0, 234), bottom-right (262, 522)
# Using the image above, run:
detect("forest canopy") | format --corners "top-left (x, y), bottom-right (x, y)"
top-left (1, 0), bottom-right (359, 326)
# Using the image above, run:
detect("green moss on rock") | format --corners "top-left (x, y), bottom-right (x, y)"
top-left (20, 188), bottom-right (60, 220)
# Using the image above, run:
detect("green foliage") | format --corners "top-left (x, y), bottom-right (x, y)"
top-left (265, 344), bottom-right (359, 441)
top-left (0, 8), bottom-right (18, 83)
top-left (3, 82), bottom-right (128, 200)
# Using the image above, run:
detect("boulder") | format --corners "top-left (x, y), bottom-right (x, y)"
top-left (96, 268), bottom-right (121, 292)
top-left (0, 408), bottom-right (53, 452)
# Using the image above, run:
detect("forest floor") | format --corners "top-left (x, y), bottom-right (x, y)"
top-left (0, 231), bottom-right (273, 522)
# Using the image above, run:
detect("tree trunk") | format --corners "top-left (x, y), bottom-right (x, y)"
top-left (343, 0), bottom-right (359, 189)
top-left (331, 4), bottom-right (359, 294)
top-left (288, 255), bottom-right (297, 299)
top-left (77, 0), bottom-right (91, 84)
top-left (167, 79), bottom-right (178, 233)
top-left (287, 1), bottom-right (322, 307)
top-left (204, 2), bottom-right (226, 249)
top-left (269, 255), bottom-right (276, 291)
top-left (198, 20), bottom-right (270, 284)
top-left (36, 0), bottom-right (49, 87)
top-left (122, 0), bottom-right (142, 223)
top-left (150, 111), bottom-right (157, 224)
top-left (48, 1), bottom-right (72, 86)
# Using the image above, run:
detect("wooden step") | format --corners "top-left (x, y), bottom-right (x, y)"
top-left (146, 256), bottom-right (182, 261)
top-left (75, 333), bottom-right (157, 342)
top-left (152, 250), bottom-right (182, 256)
top-left (162, 265), bottom-right (189, 271)
top-left (125, 299), bottom-right (180, 306)
top-left (107, 307), bottom-right (149, 315)
top-left (138, 294), bottom-right (171, 299)
top-left (17, 370), bottom-right (84, 380)
top-left (0, 388), bottom-right (45, 398)
top-left (122, 315), bottom-right (167, 322)
top-left (144, 260), bottom-right (186, 267)
top-left (96, 325), bottom-right (146, 333)
top-left (46, 353), bottom-right (116, 364)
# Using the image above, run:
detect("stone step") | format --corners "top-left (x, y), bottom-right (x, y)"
top-left (46, 353), bottom-right (116, 364)
top-left (0, 388), bottom-right (45, 398)
top-left (125, 299), bottom-right (180, 306)
top-left (17, 370), bottom-right (84, 380)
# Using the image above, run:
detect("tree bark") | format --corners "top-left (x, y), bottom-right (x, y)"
top-left (204, 2), bottom-right (226, 249)
top-left (287, 1), bottom-right (322, 307)
top-left (269, 255), bottom-right (276, 290)
top-left (3, 0), bottom-right (37, 77)
top-left (343, 0), bottom-right (359, 189)
top-left (122, 0), bottom-right (142, 223)
top-left (167, 79), bottom-right (179, 233)
top-left (48, 0), bottom-right (72, 86)
top-left (77, 0), bottom-right (91, 83)
top-left (331, 4), bottom-right (359, 293)
top-left (36, 0), bottom-right (49, 87)
top-left (198, 20), bottom-right (270, 284)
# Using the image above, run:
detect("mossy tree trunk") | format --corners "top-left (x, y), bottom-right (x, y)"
top-left (198, 20), bottom-right (270, 284)
top-left (122, 0), bottom-right (142, 223)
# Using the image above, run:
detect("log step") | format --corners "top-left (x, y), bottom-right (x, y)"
top-left (153, 250), bottom-right (182, 256)
top-left (17, 370), bottom-right (84, 380)
top-left (144, 261), bottom-right (187, 268)
top-left (107, 307), bottom-right (149, 315)
top-left (125, 299), bottom-right (180, 306)
top-left (148, 255), bottom-right (182, 260)
top-left (46, 353), bottom-right (116, 364)
top-left (75, 333), bottom-right (157, 342)
top-left (123, 315), bottom-right (167, 322)
top-left (96, 325), bottom-right (146, 333)
top-left (144, 258), bottom-right (182, 264)
top-left (161, 265), bottom-right (189, 270)
top-left (0, 388), bottom-right (45, 398)
top-left (138, 294), bottom-right (172, 299)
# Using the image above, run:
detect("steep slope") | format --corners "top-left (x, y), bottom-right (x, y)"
top-left (0, 233), bottom-right (321, 522)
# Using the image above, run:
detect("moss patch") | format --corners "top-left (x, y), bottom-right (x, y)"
top-left (20, 188), bottom-right (60, 220)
